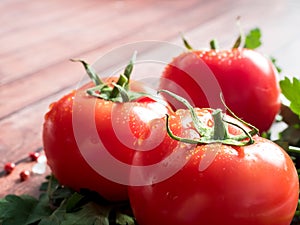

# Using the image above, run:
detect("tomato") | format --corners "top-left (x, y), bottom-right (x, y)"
top-left (159, 48), bottom-right (281, 132)
top-left (128, 103), bottom-right (299, 225)
top-left (43, 58), bottom-right (171, 201)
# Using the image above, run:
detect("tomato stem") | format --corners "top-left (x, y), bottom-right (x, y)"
top-left (110, 52), bottom-right (136, 99)
top-left (160, 90), bottom-right (257, 146)
top-left (219, 93), bottom-right (258, 142)
top-left (70, 59), bottom-right (104, 86)
top-left (71, 52), bottom-right (142, 103)
top-left (232, 16), bottom-right (245, 49)
top-left (212, 109), bottom-right (227, 140)
top-left (111, 81), bottom-right (130, 102)
top-left (181, 34), bottom-right (193, 50)
top-left (110, 74), bottom-right (128, 99)
top-left (209, 39), bottom-right (219, 50)
top-left (165, 114), bottom-right (199, 144)
top-left (158, 90), bottom-right (211, 136)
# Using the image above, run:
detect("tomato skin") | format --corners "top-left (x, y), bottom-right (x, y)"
top-left (128, 108), bottom-right (299, 225)
top-left (43, 81), bottom-right (170, 201)
top-left (160, 48), bottom-right (281, 132)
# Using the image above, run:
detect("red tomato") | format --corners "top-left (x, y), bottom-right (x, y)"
top-left (128, 108), bottom-right (299, 225)
top-left (160, 48), bottom-right (281, 132)
top-left (43, 77), bottom-right (171, 201)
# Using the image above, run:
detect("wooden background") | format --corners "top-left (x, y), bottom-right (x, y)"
top-left (1, 0), bottom-right (300, 197)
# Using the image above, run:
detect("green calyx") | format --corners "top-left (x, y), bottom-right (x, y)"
top-left (181, 34), bottom-right (194, 50)
top-left (209, 39), bottom-right (219, 50)
top-left (159, 90), bottom-right (258, 146)
top-left (233, 25), bottom-right (262, 49)
top-left (71, 52), bottom-right (145, 103)
top-left (181, 23), bottom-right (262, 51)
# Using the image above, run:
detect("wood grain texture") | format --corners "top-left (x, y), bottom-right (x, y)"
top-left (0, 0), bottom-right (299, 197)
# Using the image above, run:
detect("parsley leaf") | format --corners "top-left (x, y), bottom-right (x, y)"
top-left (232, 27), bottom-right (262, 49)
top-left (62, 201), bottom-right (111, 225)
top-left (243, 27), bottom-right (262, 49)
top-left (115, 212), bottom-right (135, 225)
top-left (0, 175), bottom-right (137, 225)
top-left (241, 27), bottom-right (281, 74)
top-left (38, 199), bottom-right (66, 225)
top-left (0, 194), bottom-right (52, 225)
top-left (280, 77), bottom-right (300, 117)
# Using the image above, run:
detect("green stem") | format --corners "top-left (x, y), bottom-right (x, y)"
top-left (110, 74), bottom-right (128, 99)
top-left (71, 52), bottom-right (142, 103)
top-left (160, 90), bottom-right (257, 146)
top-left (181, 34), bottom-right (193, 50)
top-left (158, 89), bottom-right (210, 136)
top-left (210, 39), bottom-right (219, 50)
top-left (232, 36), bottom-right (242, 49)
top-left (70, 59), bottom-right (103, 86)
top-left (220, 93), bottom-right (259, 136)
top-left (110, 52), bottom-right (136, 99)
top-left (212, 109), bottom-right (227, 140)
top-left (223, 119), bottom-right (255, 144)
top-left (165, 114), bottom-right (199, 145)
top-left (111, 81), bottom-right (130, 102)
top-left (232, 16), bottom-right (245, 49)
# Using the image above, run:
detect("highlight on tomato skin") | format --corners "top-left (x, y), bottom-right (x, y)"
top-left (159, 48), bottom-right (281, 133)
top-left (128, 106), bottom-right (299, 225)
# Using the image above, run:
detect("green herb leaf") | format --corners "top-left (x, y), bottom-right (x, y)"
top-left (65, 192), bottom-right (86, 213)
top-left (115, 212), bottom-right (136, 225)
top-left (62, 202), bottom-right (111, 225)
top-left (280, 77), bottom-right (300, 117)
top-left (0, 175), bottom-right (137, 225)
top-left (39, 200), bottom-right (111, 225)
top-left (0, 194), bottom-right (52, 225)
top-left (243, 27), bottom-right (262, 49)
top-left (38, 199), bottom-right (67, 225)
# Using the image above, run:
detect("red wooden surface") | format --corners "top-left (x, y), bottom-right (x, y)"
top-left (0, 0), bottom-right (300, 197)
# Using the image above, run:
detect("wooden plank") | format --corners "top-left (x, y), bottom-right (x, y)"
top-left (0, 0), bottom-right (238, 120)
top-left (0, 156), bottom-right (51, 198)
top-left (0, 0), bottom-right (201, 84)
